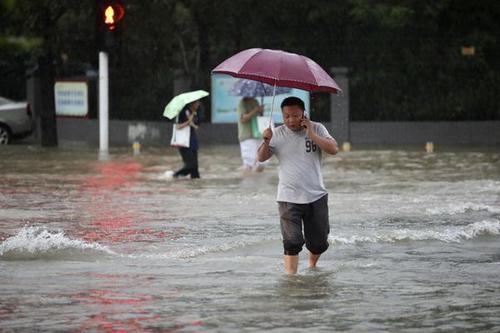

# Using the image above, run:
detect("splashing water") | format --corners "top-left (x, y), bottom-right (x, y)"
top-left (0, 226), bottom-right (115, 260)
top-left (330, 219), bottom-right (500, 245)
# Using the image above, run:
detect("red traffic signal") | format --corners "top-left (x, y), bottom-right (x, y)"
top-left (101, 2), bottom-right (125, 31)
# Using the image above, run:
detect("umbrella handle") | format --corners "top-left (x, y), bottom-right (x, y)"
top-left (268, 82), bottom-right (277, 129)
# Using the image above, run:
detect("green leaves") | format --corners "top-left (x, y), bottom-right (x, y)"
top-left (350, 0), bottom-right (415, 28)
top-left (0, 0), bottom-right (499, 120)
top-left (0, 36), bottom-right (42, 52)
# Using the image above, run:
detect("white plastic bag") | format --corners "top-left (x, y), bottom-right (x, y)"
top-left (170, 116), bottom-right (190, 148)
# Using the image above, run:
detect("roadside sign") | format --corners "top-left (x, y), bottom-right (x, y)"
top-left (54, 81), bottom-right (88, 117)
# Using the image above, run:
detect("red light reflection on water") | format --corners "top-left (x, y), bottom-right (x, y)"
top-left (84, 161), bottom-right (144, 190)
top-left (76, 160), bottom-right (169, 244)
top-left (73, 289), bottom-right (160, 333)
top-left (71, 273), bottom-right (203, 333)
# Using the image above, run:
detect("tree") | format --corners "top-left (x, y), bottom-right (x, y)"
top-left (1, 0), bottom-right (499, 121)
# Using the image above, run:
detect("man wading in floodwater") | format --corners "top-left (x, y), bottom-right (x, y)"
top-left (257, 97), bottom-right (338, 275)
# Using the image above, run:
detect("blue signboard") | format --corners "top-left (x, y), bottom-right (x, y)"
top-left (211, 74), bottom-right (310, 123)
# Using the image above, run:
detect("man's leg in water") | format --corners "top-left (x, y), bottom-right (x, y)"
top-left (308, 253), bottom-right (321, 268)
top-left (284, 255), bottom-right (299, 275)
top-left (279, 202), bottom-right (305, 275)
top-left (304, 195), bottom-right (330, 269)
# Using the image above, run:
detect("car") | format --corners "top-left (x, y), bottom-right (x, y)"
top-left (0, 96), bottom-right (33, 144)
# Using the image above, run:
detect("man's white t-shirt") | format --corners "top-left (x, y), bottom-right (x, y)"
top-left (269, 122), bottom-right (334, 204)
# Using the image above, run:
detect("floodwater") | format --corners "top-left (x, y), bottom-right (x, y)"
top-left (1, 144), bottom-right (499, 332)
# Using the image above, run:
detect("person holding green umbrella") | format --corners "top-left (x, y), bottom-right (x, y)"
top-left (163, 90), bottom-right (209, 179)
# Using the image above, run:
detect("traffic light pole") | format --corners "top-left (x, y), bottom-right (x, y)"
top-left (99, 51), bottom-right (109, 158)
top-left (97, 1), bottom-right (125, 158)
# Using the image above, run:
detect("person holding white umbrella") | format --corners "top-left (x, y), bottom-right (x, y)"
top-left (236, 97), bottom-right (265, 173)
top-left (230, 79), bottom-right (290, 173)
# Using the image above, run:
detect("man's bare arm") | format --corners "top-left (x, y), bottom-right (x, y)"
top-left (257, 141), bottom-right (272, 162)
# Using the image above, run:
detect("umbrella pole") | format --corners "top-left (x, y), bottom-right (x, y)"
top-left (269, 82), bottom-right (277, 128)
top-left (259, 82), bottom-right (266, 107)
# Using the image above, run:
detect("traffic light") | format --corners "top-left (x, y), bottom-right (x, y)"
top-left (102, 1), bottom-right (125, 31)
top-left (97, 1), bottom-right (125, 49)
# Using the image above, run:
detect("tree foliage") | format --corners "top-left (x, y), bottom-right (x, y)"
top-left (1, 0), bottom-right (499, 121)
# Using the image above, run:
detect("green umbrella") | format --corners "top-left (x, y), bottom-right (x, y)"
top-left (162, 90), bottom-right (209, 119)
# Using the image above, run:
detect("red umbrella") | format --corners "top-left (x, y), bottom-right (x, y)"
top-left (212, 48), bottom-right (342, 94)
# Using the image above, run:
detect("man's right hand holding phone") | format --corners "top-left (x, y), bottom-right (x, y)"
top-left (300, 115), bottom-right (313, 137)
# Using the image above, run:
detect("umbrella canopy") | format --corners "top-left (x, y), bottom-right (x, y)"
top-left (212, 48), bottom-right (342, 93)
top-left (163, 90), bottom-right (209, 120)
top-left (229, 79), bottom-right (291, 98)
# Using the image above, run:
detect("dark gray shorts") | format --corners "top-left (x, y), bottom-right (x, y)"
top-left (278, 194), bottom-right (330, 256)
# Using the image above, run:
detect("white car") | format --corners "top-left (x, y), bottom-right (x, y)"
top-left (0, 96), bottom-right (33, 144)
